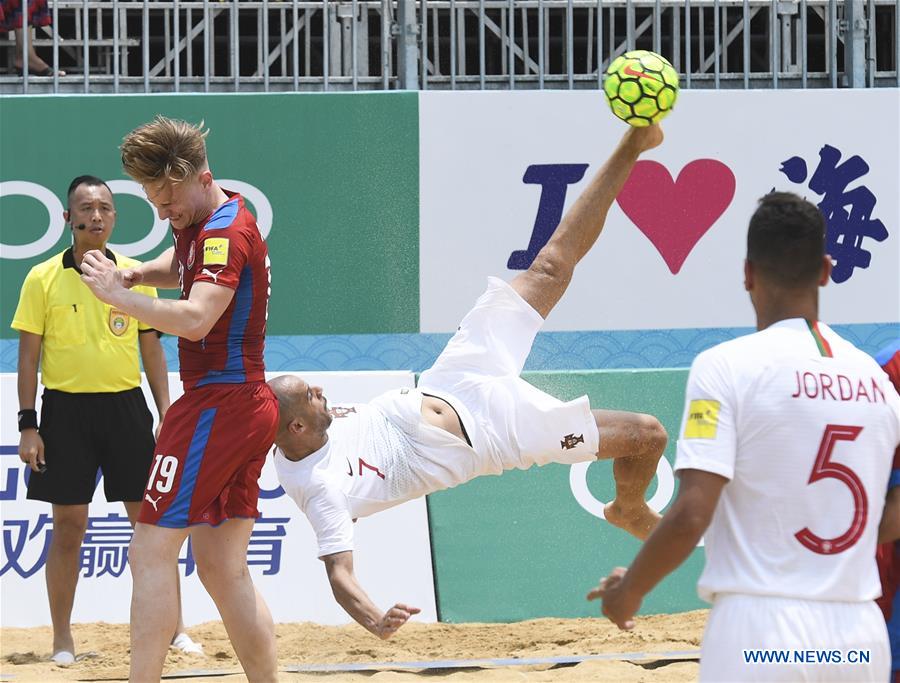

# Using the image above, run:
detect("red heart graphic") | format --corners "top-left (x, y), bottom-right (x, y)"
top-left (616, 159), bottom-right (736, 274)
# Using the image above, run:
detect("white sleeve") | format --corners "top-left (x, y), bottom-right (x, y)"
top-left (303, 484), bottom-right (356, 558)
top-left (674, 348), bottom-right (737, 481)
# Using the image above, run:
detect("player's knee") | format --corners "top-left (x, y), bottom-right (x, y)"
top-left (195, 555), bottom-right (247, 594)
top-left (50, 514), bottom-right (88, 550)
top-left (528, 248), bottom-right (574, 291)
top-left (636, 414), bottom-right (668, 458)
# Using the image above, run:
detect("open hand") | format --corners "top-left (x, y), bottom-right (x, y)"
top-left (375, 603), bottom-right (421, 639)
top-left (586, 566), bottom-right (641, 630)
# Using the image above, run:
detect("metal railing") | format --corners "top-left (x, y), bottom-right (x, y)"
top-left (1, 0), bottom-right (897, 93)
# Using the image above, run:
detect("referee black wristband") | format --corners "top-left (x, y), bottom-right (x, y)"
top-left (17, 409), bottom-right (38, 432)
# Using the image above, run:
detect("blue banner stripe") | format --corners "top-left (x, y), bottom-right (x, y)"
top-left (159, 407), bottom-right (217, 527)
top-left (2, 323), bottom-right (897, 374)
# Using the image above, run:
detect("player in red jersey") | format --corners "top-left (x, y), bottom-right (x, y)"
top-left (80, 116), bottom-right (278, 682)
top-left (876, 341), bottom-right (900, 682)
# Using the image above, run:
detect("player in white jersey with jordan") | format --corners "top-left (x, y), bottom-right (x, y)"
top-left (593, 191), bottom-right (900, 682)
top-left (272, 123), bottom-right (669, 639)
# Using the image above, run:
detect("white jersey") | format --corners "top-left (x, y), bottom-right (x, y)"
top-left (674, 318), bottom-right (900, 604)
top-left (275, 389), bottom-right (491, 557)
top-left (276, 278), bottom-right (602, 558)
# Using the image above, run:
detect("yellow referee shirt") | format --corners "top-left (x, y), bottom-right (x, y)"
top-left (11, 248), bottom-right (159, 393)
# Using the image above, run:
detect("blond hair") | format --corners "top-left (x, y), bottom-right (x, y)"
top-left (120, 115), bottom-right (209, 186)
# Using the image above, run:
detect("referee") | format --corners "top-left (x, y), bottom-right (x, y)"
top-left (12, 175), bottom-right (201, 664)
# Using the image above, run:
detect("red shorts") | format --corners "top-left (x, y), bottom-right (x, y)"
top-left (139, 382), bottom-right (278, 528)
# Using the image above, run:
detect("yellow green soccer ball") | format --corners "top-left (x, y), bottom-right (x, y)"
top-left (603, 50), bottom-right (679, 127)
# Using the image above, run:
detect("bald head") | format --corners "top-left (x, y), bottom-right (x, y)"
top-left (269, 374), bottom-right (307, 427)
top-left (267, 375), bottom-right (332, 456)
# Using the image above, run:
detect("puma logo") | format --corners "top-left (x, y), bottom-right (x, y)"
top-left (144, 493), bottom-right (163, 511)
top-left (200, 268), bottom-right (221, 283)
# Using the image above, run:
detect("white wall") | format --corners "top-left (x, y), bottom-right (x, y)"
top-left (0, 371), bottom-right (438, 627)
top-left (420, 89), bottom-right (900, 332)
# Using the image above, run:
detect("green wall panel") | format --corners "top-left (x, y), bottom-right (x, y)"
top-left (0, 93), bottom-right (419, 337)
top-left (427, 368), bottom-right (707, 622)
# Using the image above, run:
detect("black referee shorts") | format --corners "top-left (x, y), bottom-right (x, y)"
top-left (27, 387), bottom-right (156, 505)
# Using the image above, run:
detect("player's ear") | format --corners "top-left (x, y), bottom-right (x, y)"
top-left (198, 170), bottom-right (213, 188)
top-left (818, 255), bottom-right (832, 287)
top-left (63, 209), bottom-right (70, 225)
top-left (743, 259), bottom-right (753, 291)
top-left (288, 417), bottom-right (304, 434)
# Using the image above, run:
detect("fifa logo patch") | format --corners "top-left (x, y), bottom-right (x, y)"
top-left (203, 238), bottom-right (229, 266)
top-left (561, 433), bottom-right (585, 450)
top-left (109, 309), bottom-right (130, 336)
top-left (328, 406), bottom-right (357, 419)
top-left (684, 399), bottom-right (720, 438)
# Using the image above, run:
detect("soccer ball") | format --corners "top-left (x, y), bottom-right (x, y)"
top-left (603, 50), bottom-right (679, 127)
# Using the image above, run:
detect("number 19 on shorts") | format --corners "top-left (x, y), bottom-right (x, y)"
top-left (147, 454), bottom-right (179, 494)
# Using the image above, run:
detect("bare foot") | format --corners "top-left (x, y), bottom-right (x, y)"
top-left (604, 500), bottom-right (661, 541)
top-left (14, 56), bottom-right (66, 76)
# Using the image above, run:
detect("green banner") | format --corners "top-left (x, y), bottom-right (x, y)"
top-left (427, 368), bottom-right (706, 622)
top-left (0, 93), bottom-right (419, 338)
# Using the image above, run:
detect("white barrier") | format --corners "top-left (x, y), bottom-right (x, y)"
top-left (419, 90), bottom-right (900, 332)
top-left (0, 371), bottom-right (438, 627)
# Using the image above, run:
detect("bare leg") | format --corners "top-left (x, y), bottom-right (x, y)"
top-left (122, 502), bottom-right (193, 646)
top-left (46, 504), bottom-right (89, 658)
top-left (191, 519), bottom-right (277, 682)
top-left (12, 27), bottom-right (52, 72)
top-left (503, 126), bottom-right (666, 540)
top-left (510, 125), bottom-right (663, 317)
top-left (593, 409), bottom-right (668, 540)
top-left (128, 522), bottom-right (191, 682)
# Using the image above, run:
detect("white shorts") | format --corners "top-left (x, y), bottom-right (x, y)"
top-left (418, 277), bottom-right (599, 472)
top-left (700, 594), bottom-right (890, 682)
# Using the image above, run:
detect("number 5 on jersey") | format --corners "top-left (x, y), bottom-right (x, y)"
top-left (147, 454), bottom-right (179, 494)
top-left (795, 424), bottom-right (866, 555)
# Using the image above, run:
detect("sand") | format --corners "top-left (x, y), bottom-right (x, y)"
top-left (1, 611), bottom-right (706, 682)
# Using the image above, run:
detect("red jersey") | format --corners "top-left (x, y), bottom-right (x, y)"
top-left (876, 342), bottom-right (900, 622)
top-left (173, 192), bottom-right (270, 389)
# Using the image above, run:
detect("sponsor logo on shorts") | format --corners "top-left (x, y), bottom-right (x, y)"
top-left (561, 433), bottom-right (585, 450)
top-left (329, 406), bottom-right (357, 419)
top-left (109, 309), bottom-right (130, 336)
top-left (144, 493), bottom-right (162, 511)
top-left (203, 238), bottom-right (230, 265)
top-left (684, 399), bottom-right (720, 438)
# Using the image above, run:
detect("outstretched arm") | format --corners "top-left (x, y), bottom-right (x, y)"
top-left (511, 125), bottom-right (664, 319)
top-left (588, 468), bottom-right (726, 629)
top-left (323, 551), bottom-right (420, 639)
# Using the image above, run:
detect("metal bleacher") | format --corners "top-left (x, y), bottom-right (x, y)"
top-left (1, 0), bottom-right (898, 93)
